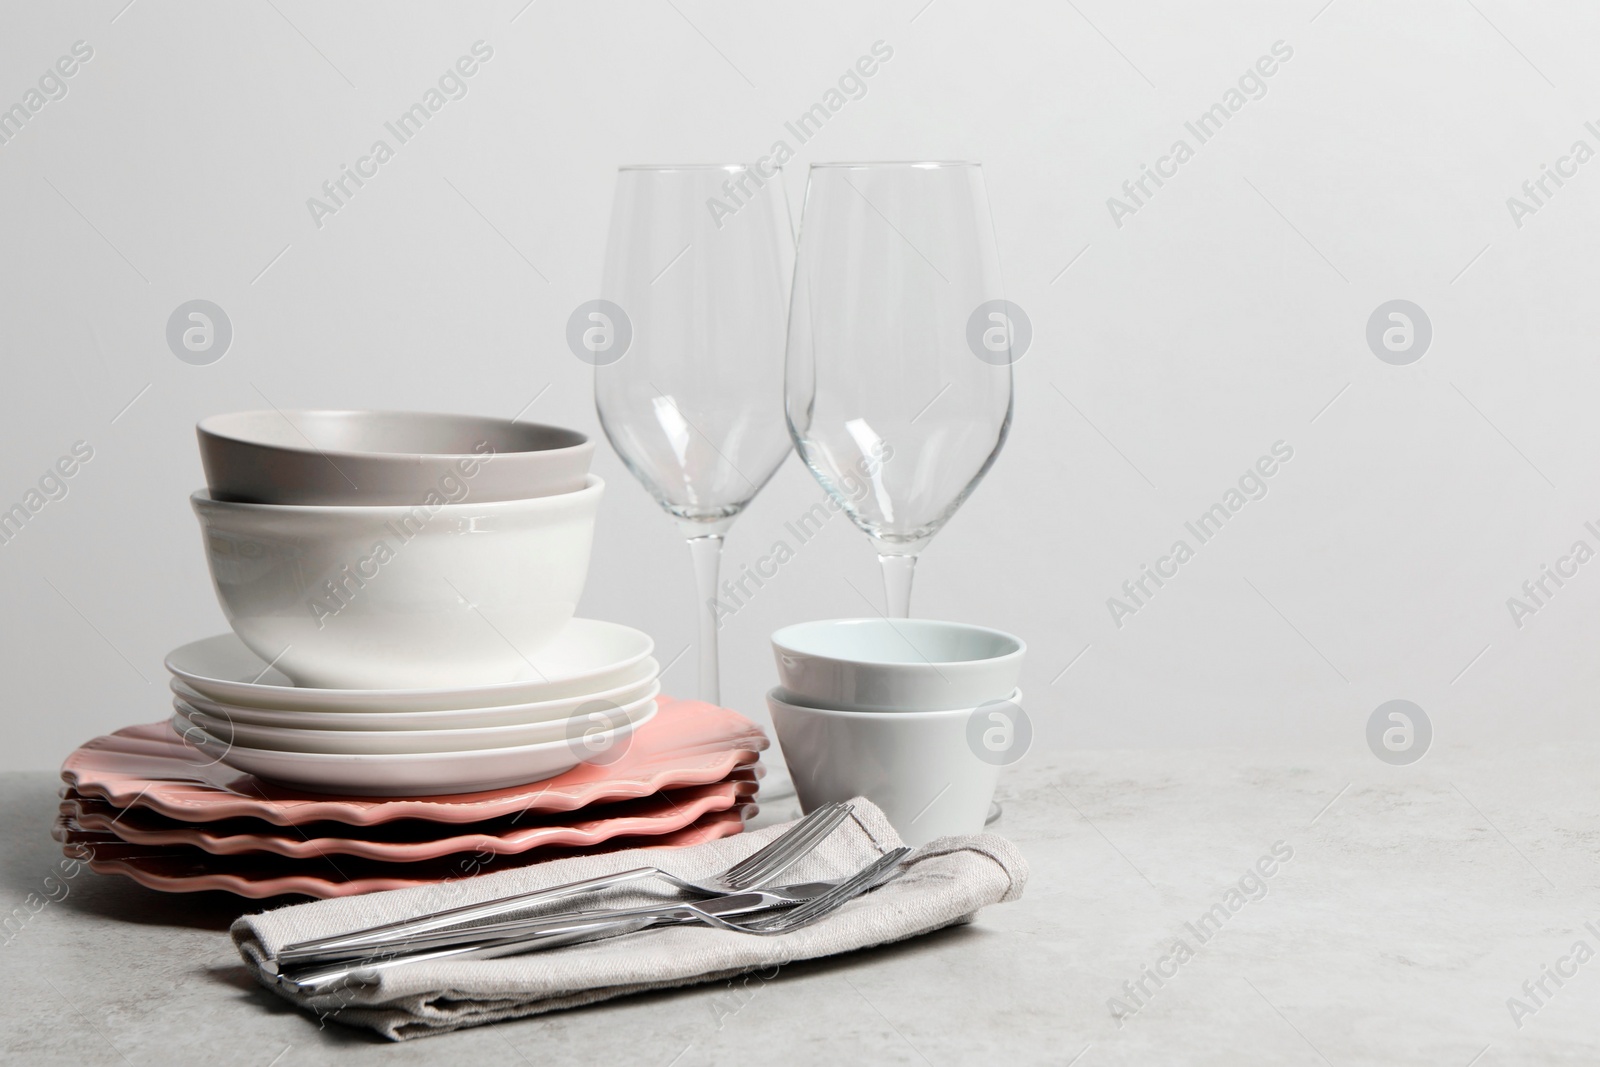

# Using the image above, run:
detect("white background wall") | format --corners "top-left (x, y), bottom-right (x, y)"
top-left (3, 0), bottom-right (1597, 770)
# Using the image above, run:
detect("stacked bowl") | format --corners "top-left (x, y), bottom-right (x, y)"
top-left (180, 410), bottom-right (659, 795)
top-left (53, 409), bottom-right (781, 897)
top-left (767, 618), bottom-right (1025, 846)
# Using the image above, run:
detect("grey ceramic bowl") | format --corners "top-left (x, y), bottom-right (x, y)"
top-left (197, 410), bottom-right (593, 505)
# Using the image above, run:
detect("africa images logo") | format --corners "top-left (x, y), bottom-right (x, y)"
top-left (704, 40), bottom-right (895, 229)
top-left (1106, 441), bottom-right (1294, 628)
top-left (0, 40), bottom-right (93, 149)
top-left (305, 41), bottom-right (494, 229)
top-left (1105, 40), bottom-right (1293, 229)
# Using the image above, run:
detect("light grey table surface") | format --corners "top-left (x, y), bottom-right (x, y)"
top-left (2, 745), bottom-right (1597, 1066)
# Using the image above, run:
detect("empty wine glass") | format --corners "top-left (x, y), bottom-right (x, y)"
top-left (594, 164), bottom-right (794, 704)
top-left (785, 162), bottom-right (1014, 617)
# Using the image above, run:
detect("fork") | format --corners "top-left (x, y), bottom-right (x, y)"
top-left (280, 848), bottom-right (910, 996)
top-left (274, 800), bottom-right (854, 965)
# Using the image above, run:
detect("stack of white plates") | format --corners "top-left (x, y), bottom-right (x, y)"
top-left (164, 619), bottom-right (661, 796)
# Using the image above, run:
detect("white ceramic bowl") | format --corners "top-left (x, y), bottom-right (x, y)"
top-left (167, 660), bottom-right (659, 730)
top-left (766, 687), bottom-right (1007, 846)
top-left (173, 685), bottom-right (659, 755)
top-left (190, 477), bottom-right (603, 689)
top-left (770, 618), bottom-right (1025, 712)
top-left (198, 409), bottom-right (594, 506)
top-left (176, 701), bottom-right (655, 796)
top-left (164, 624), bottom-right (653, 712)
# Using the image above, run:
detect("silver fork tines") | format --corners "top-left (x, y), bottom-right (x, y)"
top-left (703, 847), bottom-right (912, 935)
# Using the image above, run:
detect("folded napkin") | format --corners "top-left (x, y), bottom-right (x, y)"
top-left (231, 798), bottom-right (1027, 1040)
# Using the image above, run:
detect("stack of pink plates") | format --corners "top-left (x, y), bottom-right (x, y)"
top-left (54, 698), bottom-right (767, 898)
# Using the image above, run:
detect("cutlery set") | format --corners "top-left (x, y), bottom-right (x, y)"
top-left (258, 802), bottom-right (911, 993)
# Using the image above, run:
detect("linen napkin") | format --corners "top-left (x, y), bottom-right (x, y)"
top-left (230, 799), bottom-right (1027, 1040)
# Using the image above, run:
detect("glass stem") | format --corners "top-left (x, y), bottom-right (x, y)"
top-left (877, 553), bottom-right (917, 618)
top-left (686, 534), bottom-right (725, 705)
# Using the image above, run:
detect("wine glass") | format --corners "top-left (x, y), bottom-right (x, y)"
top-left (594, 164), bottom-right (794, 704)
top-left (785, 162), bottom-right (1014, 617)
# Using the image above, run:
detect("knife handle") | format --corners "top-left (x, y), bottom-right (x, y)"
top-left (282, 915), bottom-right (663, 996)
top-left (276, 866), bottom-right (663, 962)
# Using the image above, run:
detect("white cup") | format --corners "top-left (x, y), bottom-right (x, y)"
top-left (770, 618), bottom-right (1025, 712)
top-left (766, 687), bottom-right (1013, 846)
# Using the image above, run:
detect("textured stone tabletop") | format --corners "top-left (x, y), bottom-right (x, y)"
top-left (2, 745), bottom-right (1597, 1065)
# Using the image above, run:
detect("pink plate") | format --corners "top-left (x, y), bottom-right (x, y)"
top-left (60, 697), bottom-right (767, 827)
top-left (55, 808), bottom-right (751, 898)
top-left (55, 774), bottom-right (758, 861)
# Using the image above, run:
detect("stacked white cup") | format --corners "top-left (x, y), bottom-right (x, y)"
top-left (767, 618), bottom-right (1025, 846)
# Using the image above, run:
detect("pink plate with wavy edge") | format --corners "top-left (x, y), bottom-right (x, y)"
top-left (55, 807), bottom-right (752, 898)
top-left (59, 697), bottom-right (767, 826)
top-left (55, 774), bottom-right (758, 861)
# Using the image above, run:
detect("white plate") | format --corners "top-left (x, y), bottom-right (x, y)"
top-left (167, 660), bottom-right (658, 731)
top-left (164, 620), bottom-right (654, 712)
top-left (172, 685), bottom-right (659, 755)
top-left (175, 701), bottom-right (656, 796)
